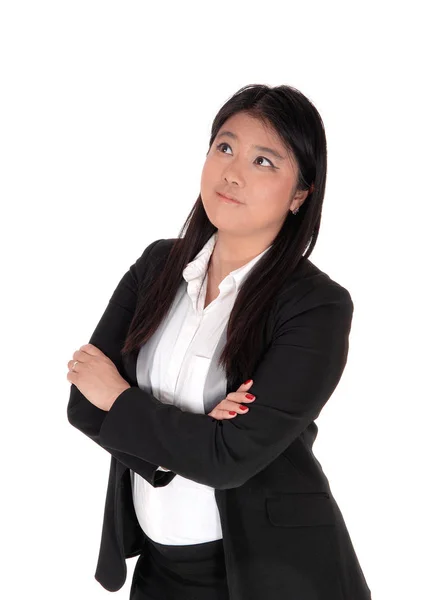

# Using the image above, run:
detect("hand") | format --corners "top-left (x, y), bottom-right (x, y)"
top-left (207, 379), bottom-right (255, 420)
top-left (158, 379), bottom-right (256, 469)
top-left (67, 343), bottom-right (131, 412)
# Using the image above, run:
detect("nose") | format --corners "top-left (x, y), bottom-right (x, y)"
top-left (222, 157), bottom-right (244, 187)
top-left (224, 170), bottom-right (242, 186)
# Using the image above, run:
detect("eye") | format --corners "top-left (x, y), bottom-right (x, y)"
top-left (215, 142), bottom-right (275, 168)
top-left (254, 156), bottom-right (274, 168)
top-left (216, 142), bottom-right (232, 155)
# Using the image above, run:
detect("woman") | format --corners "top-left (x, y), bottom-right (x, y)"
top-left (67, 84), bottom-right (372, 599)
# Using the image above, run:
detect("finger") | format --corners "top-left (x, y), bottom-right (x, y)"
top-left (236, 379), bottom-right (254, 391)
top-left (230, 379), bottom-right (255, 402)
top-left (71, 349), bottom-right (88, 363)
top-left (226, 390), bottom-right (256, 404)
top-left (208, 399), bottom-right (251, 419)
top-left (79, 343), bottom-right (103, 356)
top-left (207, 408), bottom-right (238, 419)
top-left (207, 380), bottom-right (255, 419)
top-left (217, 399), bottom-right (250, 413)
top-left (67, 357), bottom-right (86, 371)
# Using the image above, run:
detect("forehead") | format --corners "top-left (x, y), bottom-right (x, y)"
top-left (217, 112), bottom-right (287, 157)
top-left (217, 113), bottom-right (289, 161)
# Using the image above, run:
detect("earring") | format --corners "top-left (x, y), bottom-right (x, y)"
top-left (292, 207), bottom-right (299, 215)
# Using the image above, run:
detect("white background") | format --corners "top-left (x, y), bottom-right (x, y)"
top-left (1, 1), bottom-right (422, 598)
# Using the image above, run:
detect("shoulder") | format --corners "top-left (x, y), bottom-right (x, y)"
top-left (133, 238), bottom-right (353, 315)
top-left (297, 257), bottom-right (353, 305)
top-left (127, 238), bottom-right (178, 289)
top-left (271, 256), bottom-right (354, 331)
top-left (133, 237), bottom-right (177, 270)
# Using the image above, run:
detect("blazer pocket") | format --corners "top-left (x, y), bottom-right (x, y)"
top-left (266, 492), bottom-right (335, 527)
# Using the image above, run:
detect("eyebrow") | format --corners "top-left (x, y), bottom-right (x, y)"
top-left (215, 130), bottom-right (285, 161)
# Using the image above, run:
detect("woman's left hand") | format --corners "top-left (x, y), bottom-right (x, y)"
top-left (67, 343), bottom-right (131, 412)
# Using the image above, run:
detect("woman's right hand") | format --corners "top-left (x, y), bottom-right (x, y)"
top-left (207, 379), bottom-right (256, 420)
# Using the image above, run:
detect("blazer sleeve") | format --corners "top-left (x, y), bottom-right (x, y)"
top-left (66, 238), bottom-right (177, 488)
top-left (96, 281), bottom-right (354, 490)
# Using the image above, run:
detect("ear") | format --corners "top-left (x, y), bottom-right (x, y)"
top-left (290, 188), bottom-right (309, 212)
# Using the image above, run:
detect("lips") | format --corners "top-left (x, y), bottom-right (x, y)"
top-left (217, 191), bottom-right (242, 204)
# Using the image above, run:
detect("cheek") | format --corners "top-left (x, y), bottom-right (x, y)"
top-left (250, 180), bottom-right (286, 208)
top-left (247, 186), bottom-right (288, 223)
top-left (200, 160), bottom-right (221, 200)
top-left (200, 161), bottom-right (213, 192)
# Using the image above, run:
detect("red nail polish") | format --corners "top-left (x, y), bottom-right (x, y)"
top-left (229, 411), bottom-right (236, 415)
top-left (240, 405), bottom-right (248, 410)
top-left (245, 393), bottom-right (255, 400)
top-left (243, 379), bottom-right (253, 385)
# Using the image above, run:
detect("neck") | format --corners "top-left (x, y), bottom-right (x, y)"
top-left (208, 232), bottom-right (272, 281)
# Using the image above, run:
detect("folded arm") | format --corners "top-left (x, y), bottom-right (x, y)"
top-left (97, 284), bottom-right (354, 490)
top-left (67, 238), bottom-right (176, 487)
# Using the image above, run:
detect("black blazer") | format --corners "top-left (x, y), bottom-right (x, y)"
top-left (67, 238), bottom-right (372, 600)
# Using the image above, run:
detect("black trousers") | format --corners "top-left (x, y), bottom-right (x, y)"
top-left (129, 532), bottom-right (230, 600)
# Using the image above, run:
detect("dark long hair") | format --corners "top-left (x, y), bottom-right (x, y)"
top-left (121, 83), bottom-right (327, 385)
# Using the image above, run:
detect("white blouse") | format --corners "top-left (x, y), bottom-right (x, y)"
top-left (130, 231), bottom-right (272, 545)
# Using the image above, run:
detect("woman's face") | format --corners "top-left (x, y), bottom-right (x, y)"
top-left (200, 111), bottom-right (308, 239)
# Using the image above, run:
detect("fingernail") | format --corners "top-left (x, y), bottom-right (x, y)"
top-left (229, 411), bottom-right (236, 415)
top-left (240, 405), bottom-right (248, 410)
top-left (245, 393), bottom-right (255, 400)
top-left (243, 379), bottom-right (253, 385)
